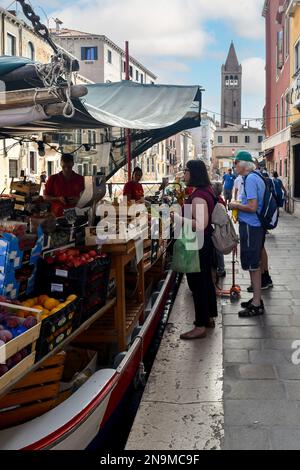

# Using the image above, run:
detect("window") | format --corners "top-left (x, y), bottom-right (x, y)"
top-left (83, 163), bottom-right (89, 176)
top-left (151, 158), bottom-right (155, 173)
top-left (258, 136), bottom-right (263, 144)
top-left (277, 30), bottom-right (284, 70)
top-left (6, 33), bottom-right (16, 56)
top-left (245, 136), bottom-right (250, 144)
top-left (136, 70), bottom-right (139, 81)
top-left (123, 61), bottom-right (126, 73)
top-left (88, 130), bottom-right (96, 149)
top-left (225, 75), bottom-right (229, 86)
top-left (295, 40), bottom-right (300, 73)
top-left (9, 159), bottom-right (18, 178)
top-left (81, 47), bottom-right (98, 61)
top-left (129, 66), bottom-right (133, 78)
top-left (27, 42), bottom-right (35, 61)
top-left (75, 129), bottom-right (82, 145)
top-left (218, 136), bottom-right (223, 144)
top-left (285, 16), bottom-right (290, 59)
top-left (284, 158), bottom-right (288, 178)
top-left (286, 94), bottom-right (290, 128)
top-left (233, 101), bottom-right (237, 107)
top-left (230, 136), bottom-right (238, 144)
top-left (29, 151), bottom-right (37, 173)
top-left (276, 103), bottom-right (279, 132)
top-left (234, 76), bottom-right (238, 86)
top-left (141, 74), bottom-right (144, 84)
top-left (107, 49), bottom-right (112, 64)
top-left (281, 95), bottom-right (285, 130)
top-left (280, 160), bottom-right (283, 176)
top-left (147, 159), bottom-right (150, 173)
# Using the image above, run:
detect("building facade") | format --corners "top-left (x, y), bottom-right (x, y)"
top-left (51, 27), bottom-right (157, 85)
top-left (262, 0), bottom-right (291, 187)
top-left (212, 125), bottom-right (264, 178)
top-left (221, 42), bottom-right (242, 128)
top-left (0, 8), bottom-right (53, 192)
top-left (192, 112), bottom-right (216, 168)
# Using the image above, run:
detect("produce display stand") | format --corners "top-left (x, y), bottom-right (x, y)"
top-left (74, 238), bottom-right (145, 352)
top-left (0, 298), bottom-right (116, 400)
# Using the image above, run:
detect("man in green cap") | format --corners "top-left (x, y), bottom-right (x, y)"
top-left (229, 151), bottom-right (266, 318)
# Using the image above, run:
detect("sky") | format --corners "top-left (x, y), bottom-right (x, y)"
top-left (2, 0), bottom-right (266, 126)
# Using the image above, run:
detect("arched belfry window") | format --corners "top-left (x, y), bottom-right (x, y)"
top-left (225, 75), bottom-right (229, 86)
top-left (230, 75), bottom-right (234, 86)
top-left (234, 75), bottom-right (238, 86)
top-left (27, 42), bottom-right (35, 61)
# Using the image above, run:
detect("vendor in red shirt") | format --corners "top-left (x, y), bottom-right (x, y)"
top-left (123, 167), bottom-right (144, 203)
top-left (44, 153), bottom-right (85, 217)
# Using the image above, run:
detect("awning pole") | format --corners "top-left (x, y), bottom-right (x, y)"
top-left (125, 41), bottom-right (132, 182)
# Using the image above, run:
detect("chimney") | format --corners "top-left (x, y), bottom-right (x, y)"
top-left (54, 18), bottom-right (63, 33)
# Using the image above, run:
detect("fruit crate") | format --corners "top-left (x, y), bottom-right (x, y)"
top-left (0, 265), bottom-right (38, 301)
top-left (34, 297), bottom-right (81, 361)
top-left (0, 225), bottom-right (44, 273)
top-left (0, 352), bottom-right (66, 429)
top-left (0, 196), bottom-right (15, 219)
top-left (0, 302), bottom-right (42, 394)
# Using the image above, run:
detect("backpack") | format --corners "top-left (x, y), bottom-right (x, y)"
top-left (211, 201), bottom-right (239, 255)
top-left (271, 178), bottom-right (285, 208)
top-left (244, 172), bottom-right (279, 231)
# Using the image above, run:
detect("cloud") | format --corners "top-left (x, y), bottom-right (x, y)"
top-left (46, 0), bottom-right (265, 59)
top-left (242, 57), bottom-right (265, 96)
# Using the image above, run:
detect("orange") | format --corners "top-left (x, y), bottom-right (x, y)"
top-left (44, 298), bottom-right (60, 311)
top-left (22, 299), bottom-right (35, 308)
top-left (67, 295), bottom-right (77, 302)
top-left (38, 295), bottom-right (49, 305)
top-left (32, 305), bottom-right (44, 312)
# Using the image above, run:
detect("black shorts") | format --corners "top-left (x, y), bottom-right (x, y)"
top-left (239, 223), bottom-right (265, 271)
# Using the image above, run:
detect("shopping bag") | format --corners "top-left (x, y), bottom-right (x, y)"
top-left (171, 229), bottom-right (201, 274)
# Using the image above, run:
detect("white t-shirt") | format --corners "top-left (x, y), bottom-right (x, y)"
top-left (234, 175), bottom-right (244, 201)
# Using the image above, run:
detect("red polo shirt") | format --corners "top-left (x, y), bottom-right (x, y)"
top-left (123, 181), bottom-right (144, 202)
top-left (45, 171), bottom-right (85, 217)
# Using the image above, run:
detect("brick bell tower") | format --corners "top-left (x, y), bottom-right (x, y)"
top-left (221, 42), bottom-right (242, 128)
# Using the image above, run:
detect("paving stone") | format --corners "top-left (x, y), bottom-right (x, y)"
top-left (249, 350), bottom-right (291, 365)
top-left (262, 339), bottom-right (296, 350)
top-left (264, 306), bottom-right (293, 315)
top-left (276, 365), bottom-right (300, 380)
top-left (285, 382), bottom-right (300, 401)
top-left (261, 291), bottom-right (293, 299)
top-left (224, 380), bottom-right (286, 400)
top-left (270, 427), bottom-right (300, 450)
top-left (237, 364), bottom-right (277, 380)
top-left (224, 426), bottom-right (271, 450)
top-left (225, 400), bottom-right (300, 426)
top-left (262, 316), bottom-right (291, 327)
top-left (224, 350), bottom-right (249, 364)
top-left (225, 326), bottom-right (267, 339)
top-left (269, 327), bottom-right (300, 340)
top-left (224, 315), bottom-right (262, 326)
top-left (224, 339), bottom-right (262, 350)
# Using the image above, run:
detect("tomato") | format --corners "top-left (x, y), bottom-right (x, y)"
top-left (46, 256), bottom-right (55, 265)
top-left (58, 253), bottom-right (67, 263)
top-left (89, 250), bottom-right (97, 257)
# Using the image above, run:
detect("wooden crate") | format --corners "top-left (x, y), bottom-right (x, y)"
top-left (0, 352), bottom-right (66, 429)
top-left (10, 181), bottom-right (41, 195)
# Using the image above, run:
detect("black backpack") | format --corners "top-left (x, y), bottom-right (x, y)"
top-left (244, 172), bottom-right (279, 230)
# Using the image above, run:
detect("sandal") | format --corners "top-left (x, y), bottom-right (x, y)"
top-left (180, 328), bottom-right (207, 340)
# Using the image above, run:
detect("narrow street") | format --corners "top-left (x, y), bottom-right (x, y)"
top-left (127, 212), bottom-right (300, 451)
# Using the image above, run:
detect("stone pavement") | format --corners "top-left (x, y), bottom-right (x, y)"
top-left (223, 212), bottom-right (300, 450)
top-left (126, 278), bottom-right (224, 451)
top-left (127, 211), bottom-right (300, 451)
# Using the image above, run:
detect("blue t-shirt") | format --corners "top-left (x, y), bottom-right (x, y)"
top-left (223, 174), bottom-right (235, 190)
top-left (238, 172), bottom-right (265, 227)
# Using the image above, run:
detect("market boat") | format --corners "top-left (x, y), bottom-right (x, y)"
top-left (0, 51), bottom-right (202, 450)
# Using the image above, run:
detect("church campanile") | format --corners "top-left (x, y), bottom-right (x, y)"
top-left (221, 42), bottom-right (242, 128)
